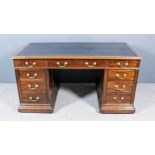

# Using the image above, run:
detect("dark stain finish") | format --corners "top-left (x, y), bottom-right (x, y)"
top-left (13, 42), bottom-right (141, 114)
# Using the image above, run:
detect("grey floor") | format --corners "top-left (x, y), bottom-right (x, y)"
top-left (0, 83), bottom-right (155, 121)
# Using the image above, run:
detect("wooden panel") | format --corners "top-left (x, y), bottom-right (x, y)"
top-left (107, 70), bottom-right (135, 81)
top-left (18, 69), bottom-right (46, 81)
top-left (20, 81), bottom-right (46, 93)
top-left (48, 59), bottom-right (105, 69)
top-left (106, 60), bottom-right (140, 68)
top-left (107, 81), bottom-right (134, 92)
top-left (106, 92), bottom-right (132, 104)
top-left (14, 59), bottom-right (46, 68)
top-left (96, 70), bottom-right (106, 109)
top-left (20, 92), bottom-right (47, 104)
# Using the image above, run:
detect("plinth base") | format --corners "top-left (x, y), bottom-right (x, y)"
top-left (100, 104), bottom-right (135, 114)
top-left (18, 104), bottom-right (53, 113)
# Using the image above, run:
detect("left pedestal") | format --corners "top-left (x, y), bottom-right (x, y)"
top-left (14, 60), bottom-right (57, 113)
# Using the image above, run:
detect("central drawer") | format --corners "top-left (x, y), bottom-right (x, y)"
top-left (48, 59), bottom-right (105, 69)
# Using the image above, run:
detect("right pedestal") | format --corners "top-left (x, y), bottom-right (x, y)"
top-left (98, 69), bottom-right (139, 114)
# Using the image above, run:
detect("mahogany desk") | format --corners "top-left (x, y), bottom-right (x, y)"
top-left (13, 43), bottom-right (141, 114)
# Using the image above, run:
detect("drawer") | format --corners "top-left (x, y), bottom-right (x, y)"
top-left (107, 70), bottom-right (135, 81)
top-left (106, 60), bottom-right (139, 68)
top-left (77, 59), bottom-right (105, 68)
top-left (20, 81), bottom-right (46, 92)
top-left (18, 70), bottom-right (46, 81)
top-left (14, 59), bottom-right (46, 68)
top-left (107, 81), bottom-right (134, 92)
top-left (48, 59), bottom-right (105, 69)
top-left (106, 92), bottom-right (132, 104)
top-left (20, 92), bottom-right (47, 104)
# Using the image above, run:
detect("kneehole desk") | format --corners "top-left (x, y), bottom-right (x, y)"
top-left (13, 42), bottom-right (141, 114)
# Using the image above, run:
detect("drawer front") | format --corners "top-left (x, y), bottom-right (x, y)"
top-left (48, 59), bottom-right (105, 69)
top-left (107, 81), bottom-right (134, 92)
top-left (77, 59), bottom-right (105, 68)
top-left (106, 60), bottom-right (139, 68)
top-left (107, 70), bottom-right (135, 81)
top-left (18, 70), bottom-right (45, 81)
top-left (21, 92), bottom-right (47, 104)
top-left (14, 60), bottom-right (46, 68)
top-left (20, 81), bottom-right (46, 92)
top-left (48, 59), bottom-right (76, 68)
top-left (106, 93), bottom-right (132, 104)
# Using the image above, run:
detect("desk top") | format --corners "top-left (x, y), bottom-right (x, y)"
top-left (13, 42), bottom-right (141, 60)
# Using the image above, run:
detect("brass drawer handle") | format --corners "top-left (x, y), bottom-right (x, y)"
top-left (29, 96), bottom-right (40, 102)
top-left (25, 62), bottom-right (37, 67)
top-left (85, 62), bottom-right (97, 68)
top-left (27, 73), bottom-right (38, 79)
top-left (116, 73), bottom-right (127, 80)
top-left (117, 62), bottom-right (128, 68)
top-left (115, 85), bottom-right (126, 91)
top-left (56, 62), bottom-right (68, 67)
top-left (114, 96), bottom-right (124, 102)
top-left (28, 84), bottom-right (39, 90)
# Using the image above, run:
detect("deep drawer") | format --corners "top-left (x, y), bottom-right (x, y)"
top-left (106, 92), bottom-right (132, 104)
top-left (20, 92), bottom-right (47, 104)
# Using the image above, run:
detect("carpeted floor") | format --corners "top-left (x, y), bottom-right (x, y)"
top-left (0, 83), bottom-right (155, 121)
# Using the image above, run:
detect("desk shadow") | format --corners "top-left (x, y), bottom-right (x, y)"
top-left (54, 83), bottom-right (99, 113)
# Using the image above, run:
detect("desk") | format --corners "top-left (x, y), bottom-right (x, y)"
top-left (13, 42), bottom-right (141, 114)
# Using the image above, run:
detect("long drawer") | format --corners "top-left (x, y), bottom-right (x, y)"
top-left (48, 59), bottom-right (105, 69)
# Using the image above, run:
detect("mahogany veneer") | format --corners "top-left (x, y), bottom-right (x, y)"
top-left (13, 42), bottom-right (141, 114)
